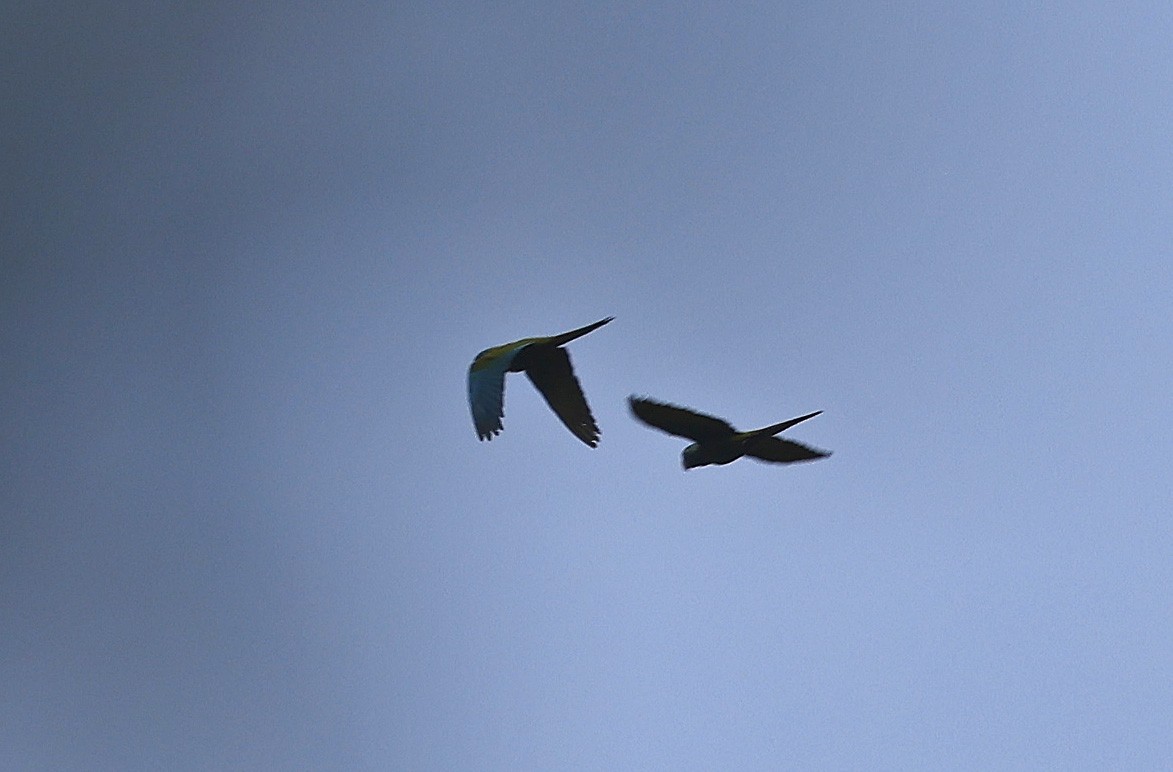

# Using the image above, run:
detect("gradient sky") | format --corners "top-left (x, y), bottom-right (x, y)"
top-left (4, 3), bottom-right (1172, 769)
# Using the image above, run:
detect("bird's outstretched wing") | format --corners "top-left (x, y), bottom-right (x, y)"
top-left (627, 397), bottom-right (735, 441)
top-left (745, 437), bottom-right (831, 464)
top-left (468, 351), bottom-right (515, 440)
top-left (525, 347), bottom-right (600, 447)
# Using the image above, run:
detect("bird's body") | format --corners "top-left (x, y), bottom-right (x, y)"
top-left (628, 396), bottom-right (830, 470)
top-left (469, 317), bottom-right (612, 446)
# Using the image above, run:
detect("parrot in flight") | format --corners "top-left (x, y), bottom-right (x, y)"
top-left (468, 317), bottom-right (613, 446)
top-left (628, 396), bottom-right (830, 470)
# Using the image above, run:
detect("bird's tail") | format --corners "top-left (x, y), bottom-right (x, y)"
top-left (548, 316), bottom-right (614, 347)
top-left (752, 410), bottom-right (823, 438)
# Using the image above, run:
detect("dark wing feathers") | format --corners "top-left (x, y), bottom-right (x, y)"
top-left (745, 437), bottom-right (831, 464)
top-left (525, 347), bottom-right (600, 447)
top-left (627, 397), bottom-right (736, 441)
top-left (468, 355), bottom-right (511, 440)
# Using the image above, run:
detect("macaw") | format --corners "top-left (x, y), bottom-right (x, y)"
top-left (468, 317), bottom-right (613, 446)
top-left (628, 396), bottom-right (831, 470)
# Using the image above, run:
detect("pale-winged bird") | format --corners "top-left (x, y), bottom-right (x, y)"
top-left (468, 317), bottom-right (613, 446)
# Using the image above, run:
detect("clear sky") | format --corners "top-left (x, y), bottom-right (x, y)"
top-left (4, 3), bottom-right (1171, 769)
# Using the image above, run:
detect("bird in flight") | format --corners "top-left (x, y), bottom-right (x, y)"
top-left (628, 396), bottom-right (831, 470)
top-left (469, 317), bottom-right (613, 446)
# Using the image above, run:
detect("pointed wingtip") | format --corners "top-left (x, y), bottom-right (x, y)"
top-left (562, 426), bottom-right (600, 448)
top-left (626, 394), bottom-right (657, 419)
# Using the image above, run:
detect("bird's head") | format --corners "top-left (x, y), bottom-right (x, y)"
top-left (470, 343), bottom-right (514, 372)
top-left (682, 443), bottom-right (703, 470)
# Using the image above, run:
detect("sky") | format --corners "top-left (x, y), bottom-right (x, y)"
top-left (3, 2), bottom-right (1172, 769)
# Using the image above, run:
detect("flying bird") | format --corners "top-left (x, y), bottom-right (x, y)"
top-left (469, 317), bottom-right (613, 446)
top-left (628, 396), bottom-right (831, 470)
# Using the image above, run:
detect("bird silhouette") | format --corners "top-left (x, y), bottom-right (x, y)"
top-left (628, 396), bottom-right (830, 469)
top-left (468, 317), bottom-right (613, 446)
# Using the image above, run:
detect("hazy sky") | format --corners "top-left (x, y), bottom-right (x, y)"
top-left (4, 3), bottom-right (1171, 769)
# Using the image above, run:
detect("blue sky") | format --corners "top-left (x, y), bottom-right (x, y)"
top-left (4, 3), bottom-right (1171, 769)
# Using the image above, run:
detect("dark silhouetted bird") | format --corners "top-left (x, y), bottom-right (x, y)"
top-left (628, 396), bottom-right (831, 470)
top-left (468, 317), bottom-right (613, 446)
